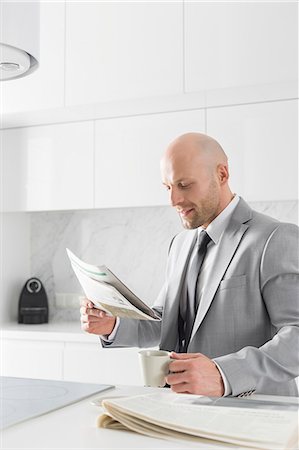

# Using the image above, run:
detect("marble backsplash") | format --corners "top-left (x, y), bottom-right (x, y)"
top-left (30, 200), bottom-right (298, 322)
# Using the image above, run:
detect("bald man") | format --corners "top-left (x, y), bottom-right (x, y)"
top-left (80, 132), bottom-right (299, 397)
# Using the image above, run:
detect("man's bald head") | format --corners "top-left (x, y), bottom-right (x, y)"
top-left (161, 132), bottom-right (233, 229)
top-left (162, 132), bottom-right (228, 173)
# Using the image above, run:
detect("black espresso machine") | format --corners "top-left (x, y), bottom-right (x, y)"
top-left (18, 278), bottom-right (49, 324)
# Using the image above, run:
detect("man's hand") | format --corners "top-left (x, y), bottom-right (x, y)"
top-left (165, 352), bottom-right (224, 396)
top-left (80, 298), bottom-right (116, 336)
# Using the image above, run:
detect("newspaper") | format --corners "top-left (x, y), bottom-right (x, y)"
top-left (66, 249), bottom-right (161, 321)
top-left (98, 392), bottom-right (299, 449)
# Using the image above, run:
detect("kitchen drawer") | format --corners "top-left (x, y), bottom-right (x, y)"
top-left (63, 342), bottom-right (143, 386)
top-left (1, 339), bottom-right (64, 380)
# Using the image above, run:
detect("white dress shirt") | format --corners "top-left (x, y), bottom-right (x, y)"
top-left (102, 195), bottom-right (240, 395)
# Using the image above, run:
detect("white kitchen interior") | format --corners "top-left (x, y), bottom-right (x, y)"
top-left (0, 0), bottom-right (298, 393)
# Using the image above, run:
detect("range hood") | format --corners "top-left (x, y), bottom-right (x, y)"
top-left (0, 2), bottom-right (39, 81)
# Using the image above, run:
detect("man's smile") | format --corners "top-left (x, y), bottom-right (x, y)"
top-left (177, 207), bottom-right (194, 218)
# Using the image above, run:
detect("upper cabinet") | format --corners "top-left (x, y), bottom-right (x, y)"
top-left (94, 110), bottom-right (205, 208)
top-left (1, 2), bottom-right (65, 114)
top-left (2, 122), bottom-right (94, 212)
top-left (2, 1), bottom-right (297, 117)
top-left (185, 2), bottom-right (298, 93)
top-left (207, 100), bottom-right (298, 202)
top-left (65, 1), bottom-right (183, 106)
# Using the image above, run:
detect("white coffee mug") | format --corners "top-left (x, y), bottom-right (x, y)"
top-left (138, 349), bottom-right (171, 387)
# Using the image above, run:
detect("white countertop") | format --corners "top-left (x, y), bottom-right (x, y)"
top-left (1, 321), bottom-right (99, 343)
top-left (2, 383), bottom-right (298, 450)
top-left (1, 385), bottom-right (202, 450)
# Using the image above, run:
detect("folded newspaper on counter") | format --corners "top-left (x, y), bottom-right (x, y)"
top-left (97, 392), bottom-right (299, 450)
top-left (66, 248), bottom-right (161, 321)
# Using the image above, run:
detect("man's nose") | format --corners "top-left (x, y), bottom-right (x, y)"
top-left (170, 188), bottom-right (184, 207)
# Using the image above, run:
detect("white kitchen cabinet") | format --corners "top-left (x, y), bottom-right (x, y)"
top-left (185, 2), bottom-right (297, 95)
top-left (2, 121), bottom-right (94, 212)
top-left (63, 343), bottom-right (143, 386)
top-left (207, 100), bottom-right (298, 202)
top-left (94, 110), bottom-right (206, 208)
top-left (2, 339), bottom-right (64, 380)
top-left (1, 2), bottom-right (65, 114)
top-left (65, 1), bottom-right (183, 106)
top-left (1, 331), bottom-right (143, 385)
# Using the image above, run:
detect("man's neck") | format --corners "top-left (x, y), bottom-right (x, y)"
top-left (203, 192), bottom-right (236, 229)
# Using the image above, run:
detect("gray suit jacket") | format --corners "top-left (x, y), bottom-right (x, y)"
top-left (102, 198), bottom-right (299, 396)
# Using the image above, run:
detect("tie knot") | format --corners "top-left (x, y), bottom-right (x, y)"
top-left (196, 230), bottom-right (211, 249)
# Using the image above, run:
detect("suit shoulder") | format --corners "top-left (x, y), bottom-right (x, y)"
top-left (260, 220), bottom-right (298, 274)
top-left (250, 209), bottom-right (298, 234)
top-left (248, 211), bottom-right (298, 261)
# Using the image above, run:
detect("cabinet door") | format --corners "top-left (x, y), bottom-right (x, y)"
top-left (2, 2), bottom-right (65, 114)
top-left (63, 343), bottom-right (143, 386)
top-left (185, 2), bottom-right (297, 94)
top-left (94, 110), bottom-right (205, 208)
top-left (65, 1), bottom-right (183, 105)
top-left (1, 339), bottom-right (64, 380)
top-left (2, 121), bottom-right (94, 211)
top-left (207, 100), bottom-right (298, 201)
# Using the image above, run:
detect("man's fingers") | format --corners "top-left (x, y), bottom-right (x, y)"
top-left (170, 382), bottom-right (192, 394)
top-left (80, 298), bottom-right (88, 307)
top-left (80, 305), bottom-right (89, 315)
top-left (169, 359), bottom-right (190, 373)
top-left (170, 352), bottom-right (202, 360)
top-left (169, 353), bottom-right (204, 372)
top-left (165, 371), bottom-right (187, 386)
top-left (80, 306), bottom-right (92, 316)
top-left (81, 307), bottom-right (107, 317)
top-left (80, 297), bottom-right (94, 308)
top-left (81, 314), bottom-right (104, 323)
top-left (80, 305), bottom-right (116, 336)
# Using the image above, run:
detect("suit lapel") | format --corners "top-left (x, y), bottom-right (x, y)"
top-left (189, 198), bottom-right (252, 346)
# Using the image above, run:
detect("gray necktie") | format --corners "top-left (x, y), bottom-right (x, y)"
top-left (183, 230), bottom-right (211, 349)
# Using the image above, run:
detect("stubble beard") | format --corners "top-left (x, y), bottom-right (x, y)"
top-left (180, 207), bottom-right (213, 229)
top-left (180, 181), bottom-right (220, 230)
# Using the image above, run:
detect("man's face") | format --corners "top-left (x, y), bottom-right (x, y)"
top-left (161, 150), bottom-right (221, 229)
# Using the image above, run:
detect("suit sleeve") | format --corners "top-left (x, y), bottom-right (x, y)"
top-left (214, 223), bottom-right (299, 396)
top-left (99, 237), bottom-right (176, 349)
top-left (100, 301), bottom-right (163, 349)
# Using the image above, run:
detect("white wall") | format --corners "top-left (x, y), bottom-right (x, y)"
top-left (0, 1), bottom-right (298, 324)
top-left (29, 200), bottom-right (298, 323)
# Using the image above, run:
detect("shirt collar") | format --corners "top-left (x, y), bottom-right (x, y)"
top-left (198, 195), bottom-right (240, 244)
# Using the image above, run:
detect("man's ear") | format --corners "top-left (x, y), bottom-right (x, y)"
top-left (217, 164), bottom-right (229, 184)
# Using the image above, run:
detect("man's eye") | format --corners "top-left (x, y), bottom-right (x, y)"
top-left (179, 183), bottom-right (190, 189)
